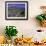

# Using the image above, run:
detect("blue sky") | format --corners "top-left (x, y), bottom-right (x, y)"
top-left (8, 4), bottom-right (25, 9)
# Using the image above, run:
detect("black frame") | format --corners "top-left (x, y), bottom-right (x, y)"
top-left (5, 1), bottom-right (28, 20)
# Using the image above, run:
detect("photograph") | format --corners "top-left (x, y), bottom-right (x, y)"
top-left (5, 1), bottom-right (28, 20)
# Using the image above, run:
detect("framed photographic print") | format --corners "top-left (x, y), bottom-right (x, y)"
top-left (5, 1), bottom-right (28, 20)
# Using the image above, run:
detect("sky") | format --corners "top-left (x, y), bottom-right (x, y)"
top-left (8, 4), bottom-right (25, 9)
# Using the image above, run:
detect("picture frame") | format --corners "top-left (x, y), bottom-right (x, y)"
top-left (5, 1), bottom-right (28, 20)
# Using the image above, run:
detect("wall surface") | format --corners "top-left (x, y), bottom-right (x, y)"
top-left (0, 0), bottom-right (46, 42)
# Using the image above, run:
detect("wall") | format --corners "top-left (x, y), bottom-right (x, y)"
top-left (0, 0), bottom-right (46, 41)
